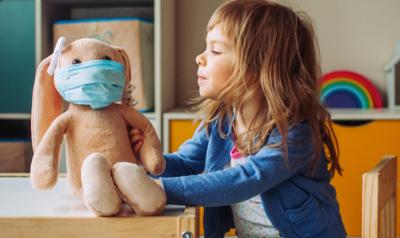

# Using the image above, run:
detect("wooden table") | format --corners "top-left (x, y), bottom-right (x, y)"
top-left (0, 175), bottom-right (198, 238)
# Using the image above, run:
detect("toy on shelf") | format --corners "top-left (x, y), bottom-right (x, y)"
top-left (385, 42), bottom-right (400, 109)
top-left (320, 70), bottom-right (383, 109)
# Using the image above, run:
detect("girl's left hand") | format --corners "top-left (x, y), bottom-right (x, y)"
top-left (129, 127), bottom-right (144, 158)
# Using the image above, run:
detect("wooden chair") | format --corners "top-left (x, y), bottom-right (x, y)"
top-left (362, 155), bottom-right (397, 238)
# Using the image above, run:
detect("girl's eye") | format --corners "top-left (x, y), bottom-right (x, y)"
top-left (211, 50), bottom-right (222, 55)
top-left (72, 59), bottom-right (81, 64)
top-left (103, 56), bottom-right (112, 60)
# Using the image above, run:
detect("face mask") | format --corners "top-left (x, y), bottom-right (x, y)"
top-left (54, 60), bottom-right (126, 109)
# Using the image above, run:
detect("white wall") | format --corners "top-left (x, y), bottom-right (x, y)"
top-left (283, 0), bottom-right (400, 99)
top-left (176, 0), bottom-right (400, 105)
top-left (175, 0), bottom-right (225, 107)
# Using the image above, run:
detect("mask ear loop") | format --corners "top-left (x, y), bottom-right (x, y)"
top-left (47, 36), bottom-right (65, 76)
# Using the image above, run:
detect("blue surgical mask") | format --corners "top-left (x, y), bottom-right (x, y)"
top-left (54, 60), bottom-right (126, 109)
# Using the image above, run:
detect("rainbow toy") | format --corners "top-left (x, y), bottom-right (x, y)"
top-left (320, 70), bottom-right (383, 109)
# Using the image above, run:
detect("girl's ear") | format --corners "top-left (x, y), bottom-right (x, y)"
top-left (31, 55), bottom-right (63, 151)
top-left (116, 47), bottom-right (133, 106)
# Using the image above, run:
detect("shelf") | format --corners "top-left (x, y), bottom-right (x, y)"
top-left (163, 107), bottom-right (400, 121)
top-left (44, 0), bottom-right (153, 6)
top-left (329, 108), bottom-right (400, 120)
top-left (0, 114), bottom-right (31, 120)
top-left (0, 112), bottom-right (154, 120)
top-left (163, 107), bottom-right (197, 120)
top-left (35, 0), bottom-right (154, 63)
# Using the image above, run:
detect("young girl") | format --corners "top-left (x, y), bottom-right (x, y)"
top-left (131, 0), bottom-right (346, 237)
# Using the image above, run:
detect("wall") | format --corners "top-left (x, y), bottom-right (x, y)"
top-left (175, 0), bottom-right (400, 106)
top-left (282, 0), bottom-right (400, 100)
top-left (175, 0), bottom-right (224, 107)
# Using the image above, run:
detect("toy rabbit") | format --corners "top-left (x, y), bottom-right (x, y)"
top-left (30, 37), bottom-right (166, 216)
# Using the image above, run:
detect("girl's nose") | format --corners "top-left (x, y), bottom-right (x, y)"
top-left (196, 53), bottom-right (206, 66)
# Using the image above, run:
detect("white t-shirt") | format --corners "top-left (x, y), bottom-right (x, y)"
top-left (229, 144), bottom-right (281, 238)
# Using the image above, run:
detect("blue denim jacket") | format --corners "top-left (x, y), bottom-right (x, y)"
top-left (159, 120), bottom-right (346, 238)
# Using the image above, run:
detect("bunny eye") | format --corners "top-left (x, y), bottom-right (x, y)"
top-left (103, 56), bottom-right (112, 61)
top-left (72, 59), bottom-right (81, 64)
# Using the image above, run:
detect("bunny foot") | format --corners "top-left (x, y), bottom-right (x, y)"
top-left (81, 153), bottom-right (122, 216)
top-left (112, 162), bottom-right (166, 216)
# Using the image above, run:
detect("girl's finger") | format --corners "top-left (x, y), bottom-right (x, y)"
top-left (130, 134), bottom-right (143, 144)
top-left (129, 127), bottom-right (142, 136)
top-left (133, 140), bottom-right (143, 154)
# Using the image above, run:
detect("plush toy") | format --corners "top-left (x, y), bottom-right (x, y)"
top-left (30, 37), bottom-right (166, 216)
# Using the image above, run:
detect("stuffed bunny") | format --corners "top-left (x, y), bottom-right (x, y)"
top-left (30, 38), bottom-right (166, 216)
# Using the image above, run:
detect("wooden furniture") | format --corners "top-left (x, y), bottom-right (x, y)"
top-left (331, 114), bottom-right (400, 236)
top-left (164, 109), bottom-right (400, 237)
top-left (0, 175), bottom-right (199, 238)
top-left (0, 142), bottom-right (32, 173)
top-left (362, 156), bottom-right (397, 238)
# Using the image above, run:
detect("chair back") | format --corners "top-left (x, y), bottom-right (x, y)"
top-left (362, 155), bottom-right (397, 238)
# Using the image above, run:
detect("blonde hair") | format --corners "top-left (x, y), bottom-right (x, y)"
top-left (195, 0), bottom-right (342, 177)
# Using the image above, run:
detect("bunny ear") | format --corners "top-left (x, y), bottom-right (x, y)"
top-left (31, 56), bottom-right (63, 151)
top-left (116, 48), bottom-right (135, 106)
top-left (117, 48), bottom-right (132, 87)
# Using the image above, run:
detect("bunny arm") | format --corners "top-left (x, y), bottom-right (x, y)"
top-left (31, 56), bottom-right (64, 151)
top-left (30, 111), bottom-right (72, 189)
top-left (117, 104), bottom-right (165, 175)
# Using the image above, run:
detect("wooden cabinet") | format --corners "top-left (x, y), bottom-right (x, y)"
top-left (331, 119), bottom-right (400, 236)
top-left (164, 109), bottom-right (400, 237)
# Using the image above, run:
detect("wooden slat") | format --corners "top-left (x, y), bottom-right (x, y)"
top-left (362, 155), bottom-right (397, 238)
top-left (0, 217), bottom-right (178, 238)
top-left (178, 207), bottom-right (199, 238)
top-left (363, 172), bottom-right (379, 237)
top-left (376, 157), bottom-right (397, 211)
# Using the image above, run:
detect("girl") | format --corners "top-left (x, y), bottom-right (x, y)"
top-left (131, 0), bottom-right (346, 237)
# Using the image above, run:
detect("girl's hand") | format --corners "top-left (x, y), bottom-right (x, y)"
top-left (129, 127), bottom-right (144, 158)
top-left (154, 179), bottom-right (164, 190)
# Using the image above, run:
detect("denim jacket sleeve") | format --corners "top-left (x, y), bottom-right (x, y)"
top-left (159, 122), bottom-right (209, 177)
top-left (161, 123), bottom-right (314, 206)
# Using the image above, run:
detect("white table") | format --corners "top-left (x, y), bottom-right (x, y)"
top-left (0, 175), bottom-right (198, 238)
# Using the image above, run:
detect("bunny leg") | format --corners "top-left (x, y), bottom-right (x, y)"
top-left (112, 162), bottom-right (166, 215)
top-left (81, 153), bottom-right (122, 216)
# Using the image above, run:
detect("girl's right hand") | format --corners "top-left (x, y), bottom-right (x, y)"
top-left (129, 127), bottom-right (144, 158)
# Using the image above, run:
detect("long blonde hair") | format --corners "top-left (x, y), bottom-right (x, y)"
top-left (195, 0), bottom-right (342, 177)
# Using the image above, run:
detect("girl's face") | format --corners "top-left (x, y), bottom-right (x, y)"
top-left (196, 24), bottom-right (235, 100)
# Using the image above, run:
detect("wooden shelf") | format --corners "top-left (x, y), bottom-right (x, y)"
top-left (329, 108), bottom-right (400, 120)
top-left (164, 107), bottom-right (400, 121)
top-left (0, 114), bottom-right (31, 120)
